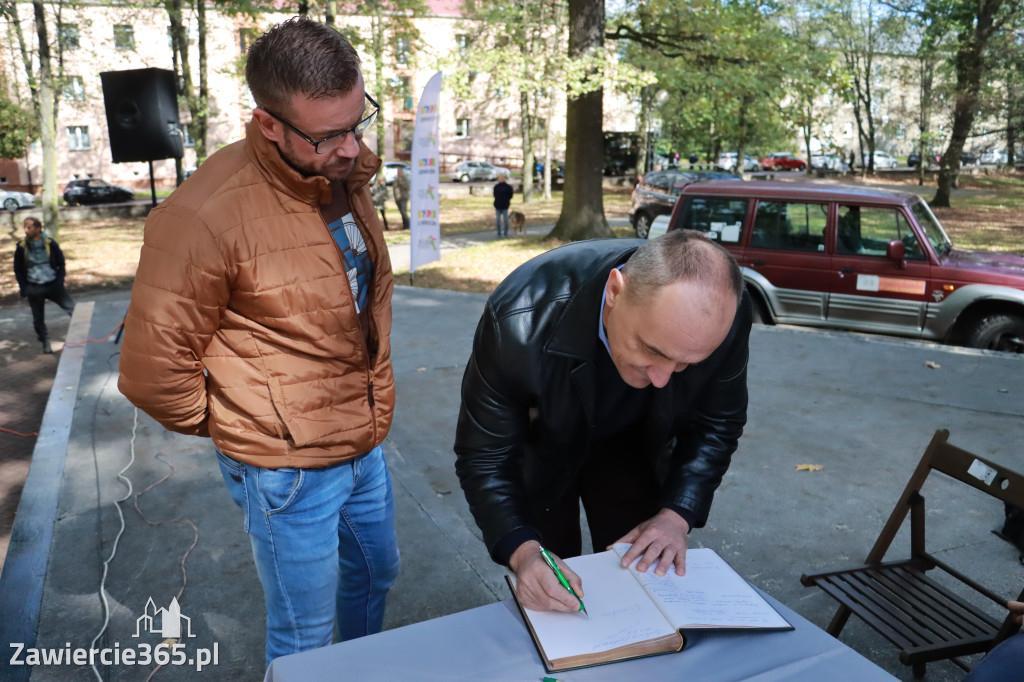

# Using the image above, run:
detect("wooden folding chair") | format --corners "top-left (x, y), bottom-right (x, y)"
top-left (800, 429), bottom-right (1024, 678)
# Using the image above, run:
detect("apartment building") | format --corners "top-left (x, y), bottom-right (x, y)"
top-left (0, 0), bottom-right (595, 194)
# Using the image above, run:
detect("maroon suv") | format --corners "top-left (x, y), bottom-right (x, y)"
top-left (665, 181), bottom-right (1024, 353)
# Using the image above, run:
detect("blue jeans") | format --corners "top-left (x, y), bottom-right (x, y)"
top-left (964, 632), bottom-right (1024, 682)
top-left (495, 208), bottom-right (509, 237)
top-left (216, 446), bottom-right (400, 666)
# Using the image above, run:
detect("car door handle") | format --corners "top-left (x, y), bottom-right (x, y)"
top-left (839, 267), bottom-right (855, 274)
top-left (751, 259), bottom-right (766, 266)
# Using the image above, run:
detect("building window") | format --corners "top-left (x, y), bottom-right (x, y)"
top-left (395, 37), bottom-right (410, 66)
top-left (494, 86), bottom-right (506, 99)
top-left (68, 126), bottom-right (90, 151)
top-left (495, 119), bottom-right (510, 139)
top-left (456, 34), bottom-right (469, 54)
top-left (897, 124), bottom-right (906, 140)
top-left (456, 118), bottom-right (471, 139)
top-left (535, 118), bottom-right (546, 136)
top-left (114, 25), bottom-right (134, 51)
top-left (64, 76), bottom-right (85, 101)
top-left (59, 24), bottom-right (80, 50)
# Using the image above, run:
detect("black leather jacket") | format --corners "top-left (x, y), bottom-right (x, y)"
top-left (454, 239), bottom-right (751, 563)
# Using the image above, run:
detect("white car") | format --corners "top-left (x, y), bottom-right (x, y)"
top-left (451, 160), bottom-right (511, 183)
top-left (980, 149), bottom-right (1008, 165)
top-left (0, 188), bottom-right (35, 211)
top-left (716, 153), bottom-right (759, 172)
top-left (810, 154), bottom-right (850, 171)
top-left (862, 150), bottom-right (899, 169)
top-left (382, 161), bottom-right (412, 185)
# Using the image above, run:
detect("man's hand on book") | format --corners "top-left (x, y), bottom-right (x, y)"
top-left (612, 508), bottom-right (691, 577)
top-left (509, 540), bottom-right (585, 613)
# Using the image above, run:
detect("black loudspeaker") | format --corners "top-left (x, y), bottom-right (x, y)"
top-left (100, 68), bottom-right (184, 163)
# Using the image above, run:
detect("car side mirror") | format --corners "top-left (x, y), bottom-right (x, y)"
top-left (886, 240), bottom-right (907, 269)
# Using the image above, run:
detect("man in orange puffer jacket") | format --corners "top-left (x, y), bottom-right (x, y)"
top-left (119, 17), bottom-right (399, 668)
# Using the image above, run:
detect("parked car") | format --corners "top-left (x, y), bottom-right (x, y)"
top-left (980, 149), bottom-right (1008, 165)
top-left (716, 153), bottom-right (760, 173)
top-left (382, 161), bottom-right (412, 185)
top-left (760, 153), bottom-right (807, 172)
top-left (63, 178), bottom-right (135, 206)
top-left (959, 151), bottom-right (980, 166)
top-left (0, 188), bottom-right (35, 211)
top-left (660, 180), bottom-right (1024, 353)
top-left (907, 150), bottom-right (937, 168)
top-left (450, 160), bottom-right (510, 183)
top-left (534, 160), bottom-right (564, 183)
top-left (628, 169), bottom-right (735, 238)
top-left (863, 150), bottom-right (899, 169)
top-left (810, 154), bottom-right (850, 171)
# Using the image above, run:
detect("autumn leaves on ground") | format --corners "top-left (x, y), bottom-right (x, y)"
top-left (1, 174), bottom-right (1021, 305)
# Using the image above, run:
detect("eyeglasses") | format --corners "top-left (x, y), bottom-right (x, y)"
top-left (263, 94), bottom-right (379, 155)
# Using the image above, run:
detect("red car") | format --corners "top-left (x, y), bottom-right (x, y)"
top-left (663, 180), bottom-right (1024, 353)
top-left (760, 153), bottom-right (807, 172)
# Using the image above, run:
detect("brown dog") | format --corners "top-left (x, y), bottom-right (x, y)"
top-left (509, 210), bottom-right (526, 236)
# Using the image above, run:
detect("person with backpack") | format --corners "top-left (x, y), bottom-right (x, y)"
top-left (13, 216), bottom-right (75, 354)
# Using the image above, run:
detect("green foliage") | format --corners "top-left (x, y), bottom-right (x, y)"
top-left (612, 0), bottom-right (797, 157)
top-left (0, 92), bottom-right (37, 160)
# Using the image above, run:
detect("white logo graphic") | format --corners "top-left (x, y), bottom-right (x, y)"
top-left (133, 597), bottom-right (195, 639)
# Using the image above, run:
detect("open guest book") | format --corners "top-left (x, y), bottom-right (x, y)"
top-left (507, 543), bottom-right (792, 672)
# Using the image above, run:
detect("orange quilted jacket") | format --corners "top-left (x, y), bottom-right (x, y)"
top-left (118, 118), bottom-right (394, 468)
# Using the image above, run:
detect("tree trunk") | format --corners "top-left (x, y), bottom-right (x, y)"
top-left (933, 0), bottom-right (999, 207)
top-left (520, 90), bottom-right (534, 203)
top-left (371, 4), bottom-right (386, 161)
top-left (550, 0), bottom-right (610, 241)
top-left (196, 0), bottom-right (209, 164)
top-left (32, 0), bottom-right (58, 237)
top-left (917, 55), bottom-right (934, 187)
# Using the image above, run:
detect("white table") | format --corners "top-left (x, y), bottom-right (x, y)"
top-left (264, 593), bottom-right (897, 682)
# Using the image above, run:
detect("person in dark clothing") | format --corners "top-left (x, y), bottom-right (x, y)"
top-left (371, 173), bottom-right (389, 230)
top-left (455, 230), bottom-right (751, 613)
top-left (13, 217), bottom-right (75, 354)
top-left (393, 167), bottom-right (410, 230)
top-left (493, 172), bottom-right (514, 238)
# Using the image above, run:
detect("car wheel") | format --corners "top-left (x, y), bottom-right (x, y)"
top-left (459, 174), bottom-right (470, 183)
top-left (634, 213), bottom-right (652, 239)
top-left (798, 163), bottom-right (806, 171)
top-left (964, 313), bottom-right (1024, 353)
top-left (3, 198), bottom-right (17, 211)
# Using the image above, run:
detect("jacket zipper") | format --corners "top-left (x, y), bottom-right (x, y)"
top-left (367, 381), bottom-right (375, 408)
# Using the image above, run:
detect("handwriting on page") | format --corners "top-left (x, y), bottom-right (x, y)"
top-left (611, 544), bottom-right (789, 629)
top-left (524, 552), bottom-right (677, 660)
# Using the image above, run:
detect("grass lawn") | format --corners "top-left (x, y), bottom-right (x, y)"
top-left (1, 174), bottom-right (1020, 305)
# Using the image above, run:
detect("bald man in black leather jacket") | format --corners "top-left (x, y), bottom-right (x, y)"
top-left (455, 232), bottom-right (751, 613)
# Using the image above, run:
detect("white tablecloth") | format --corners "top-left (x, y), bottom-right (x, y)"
top-left (264, 593), bottom-right (897, 682)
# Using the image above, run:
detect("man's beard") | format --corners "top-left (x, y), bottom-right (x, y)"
top-left (279, 139), bottom-right (355, 183)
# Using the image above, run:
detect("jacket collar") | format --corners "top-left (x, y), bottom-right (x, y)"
top-left (545, 247), bottom-right (635, 362)
top-left (243, 117), bottom-right (380, 205)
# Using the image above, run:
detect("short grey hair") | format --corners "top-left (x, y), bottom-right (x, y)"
top-left (621, 230), bottom-right (743, 304)
top-left (246, 17), bottom-right (362, 114)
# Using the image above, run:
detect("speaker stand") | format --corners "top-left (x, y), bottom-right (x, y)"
top-left (148, 160), bottom-right (158, 206)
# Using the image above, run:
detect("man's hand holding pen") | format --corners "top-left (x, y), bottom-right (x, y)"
top-left (509, 540), bottom-right (586, 613)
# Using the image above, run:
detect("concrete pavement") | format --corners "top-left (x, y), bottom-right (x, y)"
top-left (1, 264), bottom-right (1022, 681)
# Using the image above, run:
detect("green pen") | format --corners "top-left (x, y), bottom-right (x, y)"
top-left (539, 546), bottom-right (588, 617)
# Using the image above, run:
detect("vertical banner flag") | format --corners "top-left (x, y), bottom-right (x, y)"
top-left (410, 72), bottom-right (443, 273)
